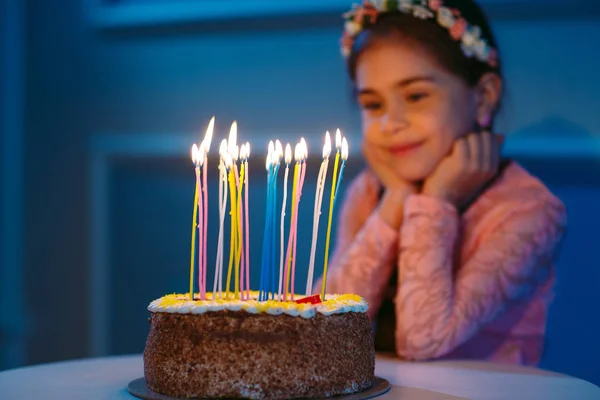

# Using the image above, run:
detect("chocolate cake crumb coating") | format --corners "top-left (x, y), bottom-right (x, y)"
top-left (144, 310), bottom-right (375, 399)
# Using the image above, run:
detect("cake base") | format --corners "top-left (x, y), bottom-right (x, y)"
top-left (128, 376), bottom-right (391, 400)
top-left (144, 293), bottom-right (374, 399)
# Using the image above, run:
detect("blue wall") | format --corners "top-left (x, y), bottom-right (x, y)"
top-left (2, 0), bottom-right (600, 387)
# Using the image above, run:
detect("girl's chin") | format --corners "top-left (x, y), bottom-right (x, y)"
top-left (394, 165), bottom-right (435, 183)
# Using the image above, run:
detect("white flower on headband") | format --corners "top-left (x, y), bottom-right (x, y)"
top-left (345, 20), bottom-right (362, 36)
top-left (413, 5), bottom-right (434, 19)
top-left (473, 38), bottom-right (489, 62)
top-left (437, 7), bottom-right (455, 28)
top-left (462, 25), bottom-right (482, 48)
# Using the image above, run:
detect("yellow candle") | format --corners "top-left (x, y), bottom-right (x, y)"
top-left (284, 159), bottom-right (300, 297)
top-left (189, 144), bottom-right (200, 301)
top-left (235, 160), bottom-right (245, 297)
top-left (225, 167), bottom-right (237, 299)
top-left (321, 141), bottom-right (341, 299)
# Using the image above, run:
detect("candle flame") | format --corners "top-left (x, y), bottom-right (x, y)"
top-left (300, 137), bottom-right (308, 161)
top-left (335, 129), bottom-right (342, 151)
top-left (228, 121), bottom-right (238, 156)
top-left (245, 142), bottom-right (251, 159)
top-left (232, 145), bottom-right (239, 162)
top-left (224, 153), bottom-right (233, 169)
top-left (268, 140), bottom-right (275, 157)
top-left (265, 153), bottom-right (271, 171)
top-left (323, 131), bottom-right (332, 158)
top-left (275, 140), bottom-right (283, 159)
top-left (285, 143), bottom-right (292, 164)
top-left (219, 139), bottom-right (228, 160)
top-left (342, 137), bottom-right (349, 160)
top-left (239, 144), bottom-right (247, 161)
top-left (203, 116), bottom-right (215, 153)
top-left (294, 143), bottom-right (302, 162)
top-left (191, 143), bottom-right (200, 165)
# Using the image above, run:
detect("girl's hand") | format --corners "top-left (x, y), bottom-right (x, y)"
top-left (363, 140), bottom-right (418, 229)
top-left (422, 131), bottom-right (504, 209)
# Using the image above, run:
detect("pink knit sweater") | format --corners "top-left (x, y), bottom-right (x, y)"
top-left (315, 162), bottom-right (566, 365)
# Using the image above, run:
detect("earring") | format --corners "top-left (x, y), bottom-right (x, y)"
top-left (478, 114), bottom-right (492, 130)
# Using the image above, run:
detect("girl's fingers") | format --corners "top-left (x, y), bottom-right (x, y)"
top-left (480, 131), bottom-right (494, 171)
top-left (467, 133), bottom-right (482, 170)
top-left (454, 137), bottom-right (470, 165)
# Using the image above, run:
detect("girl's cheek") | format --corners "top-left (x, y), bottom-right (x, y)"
top-left (362, 117), bottom-right (380, 140)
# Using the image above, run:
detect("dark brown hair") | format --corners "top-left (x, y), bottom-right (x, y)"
top-left (347, 0), bottom-right (502, 87)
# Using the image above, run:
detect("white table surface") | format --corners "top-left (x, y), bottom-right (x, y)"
top-left (0, 353), bottom-right (598, 399)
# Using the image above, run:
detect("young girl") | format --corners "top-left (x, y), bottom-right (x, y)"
top-left (315, 0), bottom-right (567, 366)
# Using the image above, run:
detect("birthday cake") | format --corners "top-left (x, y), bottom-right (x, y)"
top-left (143, 292), bottom-right (375, 399)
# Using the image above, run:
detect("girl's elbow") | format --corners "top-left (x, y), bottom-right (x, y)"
top-left (395, 343), bottom-right (439, 361)
top-left (394, 331), bottom-right (452, 361)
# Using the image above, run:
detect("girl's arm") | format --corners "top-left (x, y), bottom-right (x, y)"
top-left (394, 194), bottom-right (566, 360)
top-left (312, 172), bottom-right (407, 320)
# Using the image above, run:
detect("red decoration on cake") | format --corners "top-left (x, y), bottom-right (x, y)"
top-left (295, 294), bottom-right (322, 305)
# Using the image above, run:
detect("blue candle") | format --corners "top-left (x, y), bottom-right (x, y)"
top-left (259, 142), bottom-right (276, 301)
top-left (270, 161), bottom-right (280, 300)
top-left (333, 137), bottom-right (349, 211)
top-left (259, 158), bottom-right (273, 301)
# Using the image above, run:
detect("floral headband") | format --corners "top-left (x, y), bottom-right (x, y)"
top-left (341, 0), bottom-right (499, 68)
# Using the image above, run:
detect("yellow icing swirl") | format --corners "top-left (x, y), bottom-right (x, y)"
top-left (147, 291), bottom-right (368, 319)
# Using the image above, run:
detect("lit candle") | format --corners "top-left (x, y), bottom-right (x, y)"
top-left (189, 144), bottom-right (201, 301)
top-left (229, 129), bottom-right (243, 299)
top-left (270, 140), bottom-right (282, 299)
top-left (306, 132), bottom-right (331, 295)
top-left (321, 129), bottom-right (343, 300)
top-left (283, 142), bottom-right (301, 301)
top-left (333, 137), bottom-right (349, 210)
top-left (289, 139), bottom-right (307, 301)
top-left (278, 143), bottom-right (292, 301)
top-left (259, 142), bottom-right (275, 301)
top-left (236, 144), bottom-right (246, 299)
top-left (197, 142), bottom-right (205, 301)
top-left (199, 117), bottom-right (214, 300)
top-left (225, 123), bottom-right (239, 299)
top-left (213, 139), bottom-right (228, 299)
top-left (243, 142), bottom-right (251, 300)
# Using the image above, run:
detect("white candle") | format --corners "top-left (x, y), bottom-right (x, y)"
top-left (278, 143), bottom-right (292, 301)
top-left (213, 139), bottom-right (229, 299)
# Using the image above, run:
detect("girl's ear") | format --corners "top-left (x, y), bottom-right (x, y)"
top-left (475, 72), bottom-right (502, 129)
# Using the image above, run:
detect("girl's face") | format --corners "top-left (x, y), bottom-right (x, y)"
top-left (355, 39), bottom-right (479, 182)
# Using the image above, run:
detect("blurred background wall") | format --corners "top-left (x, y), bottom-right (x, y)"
top-left (2, 0), bottom-right (600, 386)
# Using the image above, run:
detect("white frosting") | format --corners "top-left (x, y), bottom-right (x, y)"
top-left (147, 291), bottom-right (368, 319)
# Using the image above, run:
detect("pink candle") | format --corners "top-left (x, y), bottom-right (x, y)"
top-left (237, 145), bottom-right (246, 300)
top-left (202, 157), bottom-right (208, 300)
top-left (200, 117), bottom-right (214, 300)
top-left (282, 144), bottom-right (301, 301)
top-left (196, 163), bottom-right (203, 301)
top-left (290, 154), bottom-right (307, 301)
top-left (233, 159), bottom-right (241, 297)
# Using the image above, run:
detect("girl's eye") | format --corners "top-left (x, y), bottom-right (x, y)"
top-left (362, 102), bottom-right (382, 111)
top-left (406, 92), bottom-right (429, 103)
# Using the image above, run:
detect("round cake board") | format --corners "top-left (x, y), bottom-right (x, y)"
top-left (128, 376), bottom-right (391, 400)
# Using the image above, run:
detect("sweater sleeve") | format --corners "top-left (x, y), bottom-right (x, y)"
top-left (394, 194), bottom-right (566, 360)
top-left (312, 171), bottom-right (400, 320)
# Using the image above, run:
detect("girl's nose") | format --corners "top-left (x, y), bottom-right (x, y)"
top-left (382, 109), bottom-right (409, 136)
